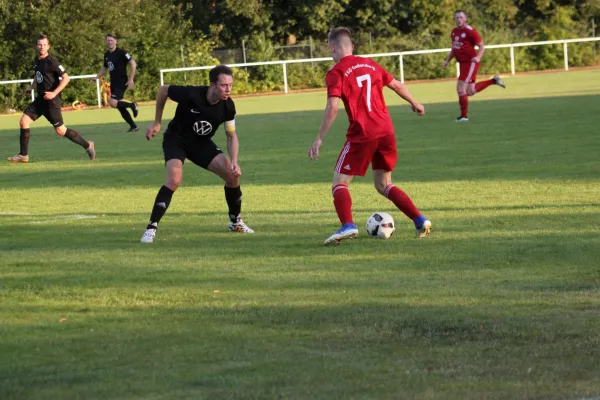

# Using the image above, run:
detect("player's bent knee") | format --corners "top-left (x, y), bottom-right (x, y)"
top-left (165, 177), bottom-right (181, 191)
top-left (227, 177), bottom-right (240, 187)
top-left (55, 125), bottom-right (66, 136)
top-left (374, 180), bottom-right (390, 195)
top-left (20, 116), bottom-right (31, 129)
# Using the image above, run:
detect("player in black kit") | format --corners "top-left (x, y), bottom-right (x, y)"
top-left (140, 65), bottom-right (254, 243)
top-left (90, 33), bottom-right (138, 132)
top-left (7, 34), bottom-right (96, 163)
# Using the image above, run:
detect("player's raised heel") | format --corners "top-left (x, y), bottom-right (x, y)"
top-left (7, 154), bottom-right (29, 163)
top-left (416, 220), bottom-right (432, 238)
top-left (132, 102), bottom-right (139, 118)
top-left (493, 75), bottom-right (506, 89)
top-left (229, 219), bottom-right (255, 233)
top-left (86, 141), bottom-right (96, 160)
top-left (140, 228), bottom-right (156, 243)
top-left (324, 223), bottom-right (359, 245)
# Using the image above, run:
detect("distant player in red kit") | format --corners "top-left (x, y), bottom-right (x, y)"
top-left (308, 27), bottom-right (432, 245)
top-left (442, 10), bottom-right (505, 122)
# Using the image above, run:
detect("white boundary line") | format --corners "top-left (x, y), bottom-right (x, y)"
top-left (0, 212), bottom-right (97, 223)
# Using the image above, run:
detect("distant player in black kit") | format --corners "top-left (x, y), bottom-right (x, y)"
top-left (7, 34), bottom-right (96, 163)
top-left (140, 64), bottom-right (254, 243)
top-left (90, 33), bottom-right (139, 132)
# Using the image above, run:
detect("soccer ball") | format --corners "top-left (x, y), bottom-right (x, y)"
top-left (366, 212), bottom-right (395, 239)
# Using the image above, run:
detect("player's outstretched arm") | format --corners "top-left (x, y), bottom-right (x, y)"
top-left (146, 85), bottom-right (169, 141)
top-left (473, 41), bottom-right (485, 63)
top-left (127, 59), bottom-right (137, 89)
top-left (442, 49), bottom-right (455, 68)
top-left (24, 79), bottom-right (34, 97)
top-left (44, 73), bottom-right (70, 100)
top-left (387, 79), bottom-right (424, 116)
top-left (308, 96), bottom-right (340, 160)
top-left (90, 66), bottom-right (108, 83)
top-left (225, 126), bottom-right (241, 176)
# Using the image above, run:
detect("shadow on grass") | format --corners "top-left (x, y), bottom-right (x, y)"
top-left (1, 299), bottom-right (599, 400)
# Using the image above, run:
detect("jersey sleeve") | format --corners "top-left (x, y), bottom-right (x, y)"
top-left (123, 49), bottom-right (133, 63)
top-left (470, 29), bottom-right (482, 45)
top-left (225, 100), bottom-right (236, 121)
top-left (167, 85), bottom-right (191, 104)
top-left (52, 58), bottom-right (67, 76)
top-left (376, 63), bottom-right (394, 86)
top-left (326, 69), bottom-right (343, 98)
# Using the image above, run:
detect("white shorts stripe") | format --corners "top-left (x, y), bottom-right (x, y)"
top-left (465, 63), bottom-right (476, 83)
top-left (335, 142), bottom-right (351, 173)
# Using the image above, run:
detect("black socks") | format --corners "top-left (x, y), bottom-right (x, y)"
top-left (224, 185), bottom-right (242, 222)
top-left (19, 128), bottom-right (30, 156)
top-left (64, 128), bottom-right (89, 149)
top-left (147, 185), bottom-right (175, 229)
top-left (117, 103), bottom-right (136, 128)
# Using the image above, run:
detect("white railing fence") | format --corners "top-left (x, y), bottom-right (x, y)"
top-left (160, 37), bottom-right (600, 93)
top-left (0, 75), bottom-right (102, 108)
top-left (1, 37), bottom-right (598, 107)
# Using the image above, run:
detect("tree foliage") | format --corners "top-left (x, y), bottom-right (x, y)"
top-left (1, 0), bottom-right (599, 109)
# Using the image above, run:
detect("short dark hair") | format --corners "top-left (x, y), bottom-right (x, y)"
top-left (105, 33), bottom-right (116, 39)
top-left (328, 27), bottom-right (353, 44)
top-left (209, 64), bottom-right (233, 83)
top-left (36, 34), bottom-right (49, 42)
top-left (454, 10), bottom-right (467, 17)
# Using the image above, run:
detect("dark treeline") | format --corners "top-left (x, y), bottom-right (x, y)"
top-left (1, 0), bottom-right (598, 110)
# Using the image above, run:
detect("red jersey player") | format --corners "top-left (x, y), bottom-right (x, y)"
top-left (442, 10), bottom-right (505, 122)
top-left (308, 27), bottom-right (432, 245)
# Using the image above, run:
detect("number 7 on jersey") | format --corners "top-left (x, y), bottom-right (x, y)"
top-left (356, 74), bottom-right (372, 112)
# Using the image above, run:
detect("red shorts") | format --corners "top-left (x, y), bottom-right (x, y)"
top-left (458, 62), bottom-right (480, 84)
top-left (334, 135), bottom-right (397, 176)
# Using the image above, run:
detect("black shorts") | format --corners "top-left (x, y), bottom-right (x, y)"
top-left (110, 84), bottom-right (127, 100)
top-left (163, 134), bottom-right (223, 169)
top-left (24, 98), bottom-right (64, 127)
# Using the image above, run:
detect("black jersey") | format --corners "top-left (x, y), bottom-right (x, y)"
top-left (165, 86), bottom-right (236, 141)
top-left (104, 47), bottom-right (132, 87)
top-left (33, 55), bottom-right (66, 102)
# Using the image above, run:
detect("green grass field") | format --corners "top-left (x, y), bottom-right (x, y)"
top-left (1, 70), bottom-right (600, 400)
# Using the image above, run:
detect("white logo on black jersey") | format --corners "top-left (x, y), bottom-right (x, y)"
top-left (193, 121), bottom-right (213, 136)
top-left (35, 71), bottom-right (43, 83)
top-left (108, 61), bottom-right (114, 72)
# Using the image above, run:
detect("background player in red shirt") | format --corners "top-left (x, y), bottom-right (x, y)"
top-left (442, 10), bottom-right (505, 122)
top-left (308, 27), bottom-right (432, 245)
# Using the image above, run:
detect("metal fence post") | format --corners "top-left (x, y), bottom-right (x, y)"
top-left (283, 62), bottom-right (288, 94)
top-left (510, 46), bottom-right (515, 75)
top-left (456, 62), bottom-right (460, 78)
top-left (96, 78), bottom-right (102, 108)
top-left (563, 42), bottom-right (569, 71)
top-left (399, 54), bottom-right (404, 83)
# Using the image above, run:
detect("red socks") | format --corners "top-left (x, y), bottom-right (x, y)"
top-left (475, 79), bottom-right (494, 93)
top-left (458, 92), bottom-right (468, 117)
top-left (332, 184), bottom-right (353, 224)
top-left (384, 185), bottom-right (421, 220)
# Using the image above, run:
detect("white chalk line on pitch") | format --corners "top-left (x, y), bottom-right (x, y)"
top-left (0, 212), bottom-right (97, 223)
